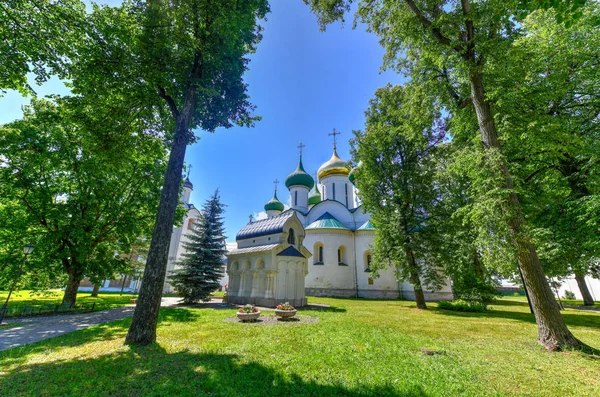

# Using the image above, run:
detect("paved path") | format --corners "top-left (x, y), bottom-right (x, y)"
top-left (0, 297), bottom-right (181, 352)
top-left (564, 305), bottom-right (600, 313)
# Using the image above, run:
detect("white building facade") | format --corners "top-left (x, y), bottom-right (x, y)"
top-left (226, 146), bottom-right (453, 305)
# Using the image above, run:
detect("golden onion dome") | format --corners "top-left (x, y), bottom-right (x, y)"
top-left (317, 149), bottom-right (351, 180)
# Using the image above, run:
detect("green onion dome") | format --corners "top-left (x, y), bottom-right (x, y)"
top-left (348, 161), bottom-right (361, 186)
top-left (285, 157), bottom-right (314, 189)
top-left (317, 149), bottom-right (351, 180)
top-left (308, 183), bottom-right (322, 206)
top-left (264, 191), bottom-right (285, 212)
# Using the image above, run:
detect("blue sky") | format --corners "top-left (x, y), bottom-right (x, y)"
top-left (0, 1), bottom-right (403, 242)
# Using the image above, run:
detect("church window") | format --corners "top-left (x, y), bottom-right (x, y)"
top-left (345, 184), bottom-right (348, 207)
top-left (188, 218), bottom-right (195, 229)
top-left (314, 243), bottom-right (324, 265)
top-left (332, 183), bottom-right (336, 200)
top-left (368, 277), bottom-right (374, 285)
top-left (365, 253), bottom-right (372, 272)
top-left (338, 246), bottom-right (347, 265)
top-left (287, 228), bottom-right (295, 245)
top-left (294, 191), bottom-right (298, 206)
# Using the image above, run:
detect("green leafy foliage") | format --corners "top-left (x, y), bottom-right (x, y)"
top-left (351, 84), bottom-right (447, 308)
top-left (169, 191), bottom-right (227, 304)
top-left (438, 299), bottom-right (488, 312)
top-left (0, 98), bottom-right (167, 305)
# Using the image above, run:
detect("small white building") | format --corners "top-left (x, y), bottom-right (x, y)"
top-left (226, 144), bottom-right (453, 304)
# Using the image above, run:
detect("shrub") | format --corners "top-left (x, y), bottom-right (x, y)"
top-left (438, 299), bottom-right (488, 312)
top-left (563, 290), bottom-right (576, 300)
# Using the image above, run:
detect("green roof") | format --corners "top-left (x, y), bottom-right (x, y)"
top-left (308, 184), bottom-right (321, 206)
top-left (264, 191), bottom-right (284, 212)
top-left (285, 157), bottom-right (314, 189)
top-left (306, 212), bottom-right (348, 230)
top-left (357, 220), bottom-right (375, 231)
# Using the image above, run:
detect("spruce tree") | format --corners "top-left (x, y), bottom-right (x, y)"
top-left (169, 190), bottom-right (226, 304)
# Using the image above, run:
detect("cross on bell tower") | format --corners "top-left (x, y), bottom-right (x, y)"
top-left (186, 164), bottom-right (192, 179)
top-left (273, 178), bottom-right (279, 192)
top-left (328, 128), bottom-right (341, 151)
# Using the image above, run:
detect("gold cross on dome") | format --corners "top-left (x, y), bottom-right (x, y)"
top-left (297, 142), bottom-right (306, 157)
top-left (328, 128), bottom-right (341, 150)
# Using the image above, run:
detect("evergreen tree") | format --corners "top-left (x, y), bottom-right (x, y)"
top-left (169, 190), bottom-right (226, 304)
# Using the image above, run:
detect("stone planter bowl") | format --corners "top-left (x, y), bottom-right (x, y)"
top-left (275, 309), bottom-right (297, 319)
top-left (237, 311), bottom-right (261, 322)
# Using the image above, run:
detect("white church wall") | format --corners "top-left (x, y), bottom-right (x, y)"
top-left (306, 200), bottom-right (355, 228)
top-left (320, 174), bottom-right (355, 209)
top-left (303, 230), bottom-right (357, 296)
top-left (557, 275), bottom-right (600, 301)
top-left (354, 232), bottom-right (401, 299)
top-left (289, 185), bottom-right (310, 212)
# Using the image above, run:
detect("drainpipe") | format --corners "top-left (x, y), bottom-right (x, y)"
top-left (353, 231), bottom-right (358, 298)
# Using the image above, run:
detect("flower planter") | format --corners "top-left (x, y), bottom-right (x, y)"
top-left (275, 309), bottom-right (297, 319)
top-left (237, 311), bottom-right (261, 322)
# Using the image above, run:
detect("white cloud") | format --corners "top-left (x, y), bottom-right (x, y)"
top-left (253, 211), bottom-right (268, 221)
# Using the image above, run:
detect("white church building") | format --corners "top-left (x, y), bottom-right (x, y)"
top-left (226, 142), bottom-right (453, 306)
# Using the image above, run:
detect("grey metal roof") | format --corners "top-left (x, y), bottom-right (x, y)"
top-left (236, 211), bottom-right (295, 241)
top-left (228, 243), bottom-right (279, 255)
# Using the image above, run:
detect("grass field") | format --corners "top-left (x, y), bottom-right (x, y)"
top-left (0, 290), bottom-right (136, 317)
top-left (0, 297), bottom-right (599, 396)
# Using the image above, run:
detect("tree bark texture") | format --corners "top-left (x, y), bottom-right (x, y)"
top-left (469, 72), bottom-right (580, 350)
top-left (406, 247), bottom-right (427, 309)
top-left (62, 268), bottom-right (83, 307)
top-left (574, 273), bottom-right (595, 306)
top-left (91, 283), bottom-right (100, 297)
top-left (125, 116), bottom-right (190, 345)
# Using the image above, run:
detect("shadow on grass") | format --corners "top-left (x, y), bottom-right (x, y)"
top-left (434, 301), bottom-right (600, 329)
top-left (0, 344), bottom-right (426, 396)
top-left (157, 308), bottom-right (201, 323)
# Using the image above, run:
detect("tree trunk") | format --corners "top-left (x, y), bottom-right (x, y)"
top-left (62, 269), bottom-right (83, 308)
top-left (406, 247), bottom-right (427, 309)
top-left (574, 273), bottom-right (594, 306)
top-left (125, 115), bottom-right (190, 346)
top-left (469, 71), bottom-right (581, 351)
top-left (91, 283), bottom-right (100, 297)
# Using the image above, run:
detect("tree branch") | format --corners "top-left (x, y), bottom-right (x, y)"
top-left (403, 0), bottom-right (463, 53)
top-left (157, 86), bottom-right (179, 118)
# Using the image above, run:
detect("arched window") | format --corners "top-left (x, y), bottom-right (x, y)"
top-left (313, 242), bottom-right (324, 265)
top-left (294, 191), bottom-right (298, 206)
top-left (338, 246), bottom-right (347, 266)
top-left (365, 252), bottom-right (372, 272)
top-left (287, 228), bottom-right (295, 245)
top-left (332, 183), bottom-right (336, 200)
top-left (187, 218), bottom-right (195, 229)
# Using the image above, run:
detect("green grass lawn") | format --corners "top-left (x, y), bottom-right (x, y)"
top-left (0, 290), bottom-right (136, 317)
top-left (0, 298), bottom-right (599, 396)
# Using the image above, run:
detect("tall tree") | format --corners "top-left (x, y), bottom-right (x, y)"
top-left (351, 84), bottom-right (446, 309)
top-left (487, 7), bottom-right (600, 306)
top-left (169, 190), bottom-right (226, 304)
top-left (305, 0), bottom-right (591, 351)
top-left (67, 0), bottom-right (269, 344)
top-left (0, 98), bottom-right (166, 306)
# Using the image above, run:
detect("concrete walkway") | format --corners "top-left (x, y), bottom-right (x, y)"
top-left (0, 297), bottom-right (182, 352)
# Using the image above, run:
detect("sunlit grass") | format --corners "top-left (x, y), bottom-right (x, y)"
top-left (0, 298), bottom-right (598, 396)
top-left (0, 290), bottom-right (136, 317)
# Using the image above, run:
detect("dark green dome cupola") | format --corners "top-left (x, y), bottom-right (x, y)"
top-left (285, 157), bottom-right (314, 190)
top-left (264, 190), bottom-right (285, 212)
top-left (308, 182), bottom-right (322, 206)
